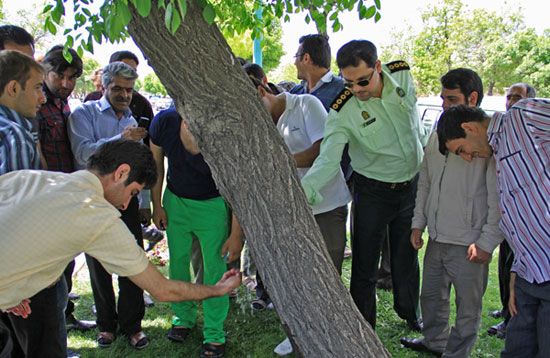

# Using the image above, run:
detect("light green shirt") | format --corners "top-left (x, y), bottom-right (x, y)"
top-left (302, 63), bottom-right (428, 205)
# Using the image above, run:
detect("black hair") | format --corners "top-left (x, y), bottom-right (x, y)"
top-left (440, 68), bottom-right (483, 107)
top-left (0, 25), bottom-right (34, 51)
top-left (86, 139), bottom-right (157, 189)
top-left (298, 34), bottom-right (331, 69)
top-left (109, 51), bottom-right (139, 66)
top-left (42, 45), bottom-right (83, 78)
top-left (0, 50), bottom-right (43, 92)
top-left (249, 76), bottom-right (272, 94)
top-left (436, 105), bottom-right (489, 155)
top-left (243, 63), bottom-right (266, 81)
top-left (336, 40), bottom-right (378, 69)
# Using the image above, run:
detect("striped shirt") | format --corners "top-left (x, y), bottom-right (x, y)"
top-left (0, 104), bottom-right (40, 175)
top-left (488, 98), bottom-right (550, 283)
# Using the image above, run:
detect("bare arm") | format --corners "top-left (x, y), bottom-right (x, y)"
top-left (150, 141), bottom-right (167, 230)
top-left (294, 139), bottom-right (321, 168)
top-left (180, 119), bottom-right (200, 154)
top-left (222, 212), bottom-right (244, 263)
top-left (129, 263), bottom-right (241, 302)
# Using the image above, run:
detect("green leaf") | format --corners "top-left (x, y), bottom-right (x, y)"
top-left (42, 4), bottom-right (53, 14)
top-left (76, 46), bottom-right (84, 57)
top-left (118, 2), bottom-right (132, 25)
top-left (177, 0), bottom-right (187, 21)
top-left (47, 19), bottom-right (57, 35)
top-left (164, 2), bottom-right (173, 30)
top-left (83, 8), bottom-right (91, 17)
top-left (63, 46), bottom-right (73, 63)
top-left (365, 5), bottom-right (376, 19)
top-left (329, 12), bottom-right (338, 21)
top-left (136, 0), bottom-right (151, 17)
top-left (305, 14), bottom-right (310, 24)
top-left (203, 3), bottom-right (215, 25)
top-left (333, 19), bottom-right (341, 32)
top-left (171, 9), bottom-right (181, 34)
top-left (64, 28), bottom-right (71, 35)
top-left (375, 12), bottom-right (381, 22)
top-left (374, 0), bottom-right (381, 10)
top-left (51, 0), bottom-right (64, 24)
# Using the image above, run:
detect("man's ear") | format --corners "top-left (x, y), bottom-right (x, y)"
top-left (113, 163), bottom-right (131, 184)
top-left (468, 91), bottom-right (479, 107)
top-left (375, 60), bottom-right (382, 73)
top-left (302, 52), bottom-right (311, 64)
top-left (5, 80), bottom-right (19, 98)
top-left (258, 86), bottom-right (267, 97)
top-left (461, 121), bottom-right (481, 135)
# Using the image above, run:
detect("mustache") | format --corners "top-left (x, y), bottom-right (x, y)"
top-left (115, 96), bottom-right (129, 102)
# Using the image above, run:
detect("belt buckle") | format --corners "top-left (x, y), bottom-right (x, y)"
top-left (390, 183), bottom-right (397, 190)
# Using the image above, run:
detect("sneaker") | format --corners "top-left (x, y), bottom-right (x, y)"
top-left (274, 337), bottom-right (293, 356)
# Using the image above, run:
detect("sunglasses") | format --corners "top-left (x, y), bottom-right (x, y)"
top-left (344, 70), bottom-right (376, 89)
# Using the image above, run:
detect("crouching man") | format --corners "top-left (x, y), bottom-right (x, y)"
top-left (0, 139), bottom-right (241, 358)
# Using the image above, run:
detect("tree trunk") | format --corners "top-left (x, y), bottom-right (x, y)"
top-left (128, 1), bottom-right (390, 356)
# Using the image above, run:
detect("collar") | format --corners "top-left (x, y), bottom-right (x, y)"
top-left (98, 95), bottom-right (132, 118)
top-left (0, 104), bottom-right (32, 130)
top-left (301, 70), bottom-right (336, 93)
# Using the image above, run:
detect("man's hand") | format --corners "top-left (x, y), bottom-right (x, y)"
top-left (215, 269), bottom-right (242, 295)
top-left (509, 272), bottom-right (517, 317)
top-left (410, 228), bottom-right (424, 250)
top-left (140, 208), bottom-right (152, 226)
top-left (179, 120), bottom-right (200, 154)
top-left (5, 298), bottom-right (31, 318)
top-left (467, 243), bottom-right (492, 264)
top-left (122, 125), bottom-right (147, 141)
top-left (221, 233), bottom-right (243, 264)
top-left (152, 207), bottom-right (168, 230)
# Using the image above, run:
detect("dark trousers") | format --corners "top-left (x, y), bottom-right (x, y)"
top-left (63, 260), bottom-right (76, 317)
top-left (498, 240), bottom-right (515, 321)
top-left (87, 196), bottom-right (144, 335)
top-left (7, 285), bottom-right (65, 358)
top-left (350, 173), bottom-right (420, 329)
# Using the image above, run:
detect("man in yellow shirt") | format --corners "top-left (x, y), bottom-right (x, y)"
top-left (0, 139), bottom-right (241, 358)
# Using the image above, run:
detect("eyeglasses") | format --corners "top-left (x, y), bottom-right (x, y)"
top-left (344, 70), bottom-right (376, 89)
top-left (294, 52), bottom-right (304, 58)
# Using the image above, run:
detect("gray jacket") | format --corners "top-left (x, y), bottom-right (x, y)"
top-left (411, 132), bottom-right (503, 253)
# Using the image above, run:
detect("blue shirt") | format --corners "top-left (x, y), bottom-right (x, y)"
top-left (68, 96), bottom-right (136, 168)
top-left (488, 98), bottom-right (550, 283)
top-left (149, 108), bottom-right (220, 200)
top-left (290, 71), bottom-right (345, 112)
top-left (0, 104), bottom-right (40, 174)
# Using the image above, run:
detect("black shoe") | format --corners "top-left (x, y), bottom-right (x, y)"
top-left (400, 337), bottom-right (442, 357)
top-left (489, 309), bottom-right (503, 318)
top-left (66, 314), bottom-right (97, 332)
top-left (487, 321), bottom-right (506, 339)
top-left (406, 317), bottom-right (423, 332)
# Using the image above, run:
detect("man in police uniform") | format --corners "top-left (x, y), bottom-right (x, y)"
top-left (301, 40), bottom-right (428, 330)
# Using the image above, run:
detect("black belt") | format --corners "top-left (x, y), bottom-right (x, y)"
top-left (364, 177), bottom-right (413, 191)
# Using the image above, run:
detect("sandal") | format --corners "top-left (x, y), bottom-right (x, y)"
top-left (129, 331), bottom-right (149, 350)
top-left (97, 331), bottom-right (115, 348)
top-left (200, 342), bottom-right (226, 358)
top-left (251, 297), bottom-right (267, 311)
top-left (166, 325), bottom-right (190, 343)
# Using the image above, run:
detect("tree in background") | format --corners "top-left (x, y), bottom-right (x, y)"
top-left (140, 73), bottom-right (168, 96)
top-left (73, 56), bottom-right (101, 98)
top-left (512, 29), bottom-right (550, 97)
top-left (44, 0), bottom-right (389, 356)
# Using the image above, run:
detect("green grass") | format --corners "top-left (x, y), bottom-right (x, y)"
top-left (68, 236), bottom-right (505, 357)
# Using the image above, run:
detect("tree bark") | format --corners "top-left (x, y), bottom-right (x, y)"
top-left (128, 1), bottom-right (390, 356)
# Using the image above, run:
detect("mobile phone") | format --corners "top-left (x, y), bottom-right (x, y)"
top-left (138, 117), bottom-right (150, 128)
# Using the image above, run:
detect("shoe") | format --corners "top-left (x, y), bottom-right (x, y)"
top-left (67, 348), bottom-right (80, 358)
top-left (143, 226), bottom-right (164, 251)
top-left (376, 277), bottom-right (393, 290)
top-left (400, 337), bottom-right (442, 357)
top-left (200, 342), bottom-right (226, 358)
top-left (68, 292), bottom-right (81, 301)
top-left (487, 321), bottom-right (506, 339)
top-left (97, 331), bottom-right (115, 348)
top-left (66, 314), bottom-right (96, 332)
top-left (344, 246), bottom-right (352, 259)
top-left (166, 325), bottom-right (190, 343)
top-left (129, 331), bottom-right (149, 350)
top-left (274, 337), bottom-right (293, 356)
top-left (489, 310), bottom-right (503, 318)
top-left (91, 304), bottom-right (97, 316)
top-left (406, 317), bottom-right (423, 332)
top-left (143, 292), bottom-right (155, 307)
top-left (251, 297), bottom-right (268, 311)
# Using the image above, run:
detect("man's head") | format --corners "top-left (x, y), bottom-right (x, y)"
top-left (86, 139), bottom-right (157, 210)
top-left (0, 50), bottom-right (46, 117)
top-left (436, 105), bottom-right (492, 162)
top-left (294, 34), bottom-right (331, 80)
top-left (243, 63), bottom-right (267, 86)
top-left (102, 62), bottom-right (138, 116)
top-left (336, 40), bottom-right (382, 102)
top-left (506, 82), bottom-right (536, 111)
top-left (41, 45), bottom-right (83, 100)
top-left (91, 68), bottom-right (104, 91)
top-left (0, 25), bottom-right (34, 57)
top-left (440, 68), bottom-right (483, 109)
top-left (109, 51), bottom-right (139, 70)
top-left (249, 76), bottom-right (277, 121)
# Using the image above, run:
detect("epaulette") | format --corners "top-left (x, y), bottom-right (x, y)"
top-left (385, 60), bottom-right (410, 73)
top-left (330, 88), bottom-right (353, 112)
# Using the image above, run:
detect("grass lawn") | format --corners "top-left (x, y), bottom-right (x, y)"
top-left (68, 234), bottom-right (505, 357)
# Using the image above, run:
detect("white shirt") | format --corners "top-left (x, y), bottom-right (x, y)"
top-left (277, 93), bottom-right (351, 215)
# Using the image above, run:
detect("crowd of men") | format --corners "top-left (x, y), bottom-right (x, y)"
top-left (0, 22), bottom-right (548, 358)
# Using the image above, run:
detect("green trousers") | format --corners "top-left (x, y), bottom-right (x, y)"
top-left (163, 188), bottom-right (229, 343)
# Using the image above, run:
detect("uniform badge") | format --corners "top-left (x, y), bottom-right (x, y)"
top-left (396, 87), bottom-right (405, 97)
top-left (361, 111), bottom-right (370, 120)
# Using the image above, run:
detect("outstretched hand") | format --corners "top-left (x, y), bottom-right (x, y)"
top-left (5, 298), bottom-right (31, 318)
top-left (216, 269), bottom-right (242, 295)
